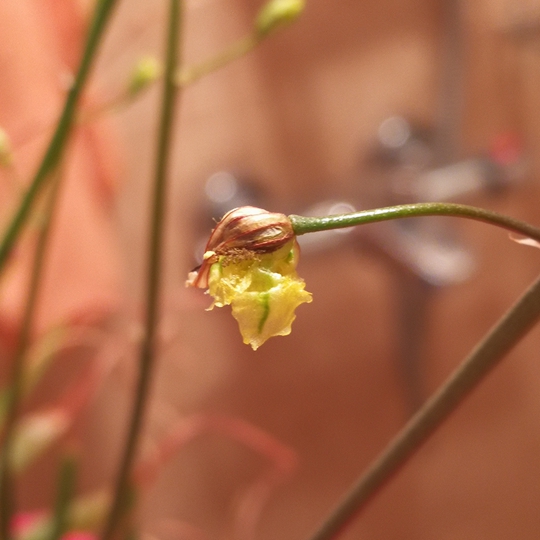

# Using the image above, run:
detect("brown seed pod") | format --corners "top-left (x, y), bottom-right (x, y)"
top-left (187, 206), bottom-right (295, 289)
top-left (206, 206), bottom-right (294, 254)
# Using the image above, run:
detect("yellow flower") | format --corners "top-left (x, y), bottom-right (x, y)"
top-left (187, 207), bottom-right (312, 350)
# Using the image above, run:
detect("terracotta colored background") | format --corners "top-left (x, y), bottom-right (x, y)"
top-left (3, 0), bottom-right (540, 538)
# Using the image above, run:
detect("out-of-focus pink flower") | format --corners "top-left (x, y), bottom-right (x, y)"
top-left (12, 510), bottom-right (96, 539)
top-left (63, 533), bottom-right (96, 540)
top-left (11, 511), bottom-right (43, 535)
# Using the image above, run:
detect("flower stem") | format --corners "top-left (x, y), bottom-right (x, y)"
top-left (307, 271), bottom-right (540, 540)
top-left (47, 455), bottom-right (77, 540)
top-left (289, 202), bottom-right (540, 243)
top-left (0, 174), bottom-right (63, 540)
top-left (99, 1), bottom-right (183, 539)
top-left (176, 33), bottom-right (261, 87)
top-left (0, 0), bottom-right (120, 275)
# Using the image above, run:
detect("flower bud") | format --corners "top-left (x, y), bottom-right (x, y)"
top-left (255, 0), bottom-right (305, 38)
top-left (128, 55), bottom-right (162, 97)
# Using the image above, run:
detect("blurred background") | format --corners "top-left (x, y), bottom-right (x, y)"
top-left (3, 0), bottom-right (540, 538)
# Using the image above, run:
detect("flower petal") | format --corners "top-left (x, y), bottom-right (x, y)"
top-left (229, 269), bottom-right (312, 350)
top-left (207, 242), bottom-right (311, 349)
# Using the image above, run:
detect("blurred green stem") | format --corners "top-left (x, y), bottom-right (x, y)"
top-left (100, 1), bottom-right (183, 539)
top-left (176, 0), bottom-right (304, 87)
top-left (0, 0), bottom-right (120, 274)
top-left (0, 174), bottom-right (63, 540)
top-left (290, 202), bottom-right (540, 242)
top-left (176, 34), bottom-right (261, 86)
top-left (306, 275), bottom-right (540, 538)
top-left (47, 456), bottom-right (77, 540)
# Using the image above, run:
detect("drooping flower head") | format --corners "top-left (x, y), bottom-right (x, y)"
top-left (187, 207), bottom-right (312, 350)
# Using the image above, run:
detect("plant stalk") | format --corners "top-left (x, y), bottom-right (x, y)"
top-left (99, 1), bottom-right (183, 538)
top-left (47, 455), bottom-right (77, 540)
top-left (290, 202), bottom-right (540, 243)
top-left (307, 272), bottom-right (540, 540)
top-left (176, 34), bottom-right (260, 86)
top-left (0, 0), bottom-right (120, 275)
top-left (0, 174), bottom-right (64, 540)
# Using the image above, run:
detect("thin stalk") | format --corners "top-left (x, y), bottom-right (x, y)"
top-left (307, 272), bottom-right (540, 540)
top-left (0, 174), bottom-right (64, 540)
top-left (100, 1), bottom-right (183, 539)
top-left (289, 202), bottom-right (540, 243)
top-left (176, 0), bottom-right (306, 89)
top-left (176, 33), bottom-right (261, 86)
top-left (0, 0), bottom-right (120, 274)
top-left (47, 455), bottom-right (77, 540)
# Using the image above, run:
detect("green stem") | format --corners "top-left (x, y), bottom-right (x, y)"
top-left (307, 273), bottom-right (540, 540)
top-left (99, 1), bottom-right (183, 538)
top-left (47, 455), bottom-right (77, 540)
top-left (289, 202), bottom-right (540, 243)
top-left (0, 175), bottom-right (63, 540)
top-left (176, 33), bottom-right (261, 87)
top-left (0, 0), bottom-right (120, 275)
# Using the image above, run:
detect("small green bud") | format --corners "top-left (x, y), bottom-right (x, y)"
top-left (128, 55), bottom-right (162, 97)
top-left (0, 128), bottom-right (13, 167)
top-left (255, 0), bottom-right (305, 38)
